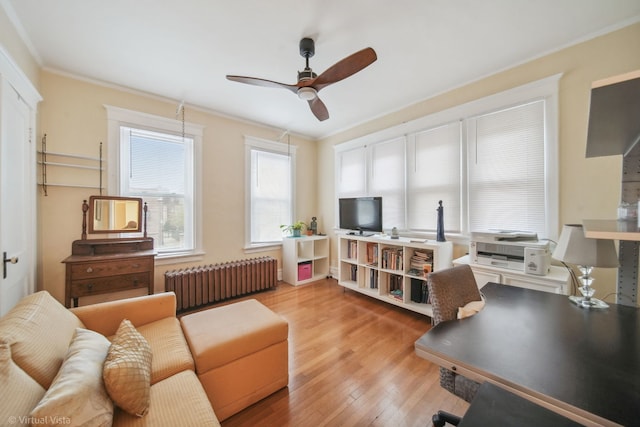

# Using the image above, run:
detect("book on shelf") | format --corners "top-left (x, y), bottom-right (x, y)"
top-left (388, 273), bottom-right (403, 293)
top-left (350, 265), bottom-right (357, 281)
top-left (381, 247), bottom-right (403, 270)
top-left (410, 278), bottom-right (429, 304)
top-left (409, 249), bottom-right (433, 277)
top-left (347, 240), bottom-right (358, 259)
top-left (366, 242), bottom-right (378, 265)
top-left (369, 268), bottom-right (378, 289)
top-left (389, 289), bottom-right (403, 301)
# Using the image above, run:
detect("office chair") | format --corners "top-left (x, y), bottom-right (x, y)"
top-left (427, 264), bottom-right (482, 403)
top-left (432, 410), bottom-right (462, 426)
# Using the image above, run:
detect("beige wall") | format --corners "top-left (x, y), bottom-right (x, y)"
top-left (0, 6), bottom-right (39, 87)
top-left (2, 1), bottom-right (639, 306)
top-left (318, 22), bottom-right (640, 303)
top-left (36, 72), bottom-right (317, 304)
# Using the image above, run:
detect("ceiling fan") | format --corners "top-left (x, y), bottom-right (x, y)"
top-left (226, 38), bottom-right (377, 121)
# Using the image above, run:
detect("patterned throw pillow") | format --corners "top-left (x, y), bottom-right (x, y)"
top-left (103, 319), bottom-right (152, 417)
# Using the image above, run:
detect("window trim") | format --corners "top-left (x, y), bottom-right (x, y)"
top-left (334, 74), bottom-right (561, 240)
top-left (105, 105), bottom-right (205, 260)
top-left (244, 135), bottom-right (297, 249)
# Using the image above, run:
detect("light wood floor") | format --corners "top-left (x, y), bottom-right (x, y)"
top-left (212, 278), bottom-right (469, 427)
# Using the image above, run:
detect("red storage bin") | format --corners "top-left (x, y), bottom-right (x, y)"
top-left (298, 261), bottom-right (312, 281)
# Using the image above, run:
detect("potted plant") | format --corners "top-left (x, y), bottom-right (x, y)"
top-left (280, 221), bottom-right (306, 237)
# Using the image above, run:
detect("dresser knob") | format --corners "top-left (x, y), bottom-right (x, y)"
top-left (132, 264), bottom-right (140, 268)
top-left (88, 284), bottom-right (93, 291)
top-left (86, 267), bottom-right (93, 273)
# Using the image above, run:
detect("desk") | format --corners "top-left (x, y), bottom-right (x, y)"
top-left (415, 282), bottom-right (640, 427)
top-left (459, 382), bottom-right (581, 427)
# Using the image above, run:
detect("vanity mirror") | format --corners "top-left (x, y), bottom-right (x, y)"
top-left (88, 195), bottom-right (143, 234)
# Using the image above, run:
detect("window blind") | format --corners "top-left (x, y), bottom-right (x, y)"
top-left (250, 148), bottom-right (292, 244)
top-left (370, 137), bottom-right (406, 230)
top-left (467, 100), bottom-right (545, 235)
top-left (407, 122), bottom-right (461, 232)
top-left (336, 146), bottom-right (366, 197)
top-left (120, 126), bottom-right (194, 252)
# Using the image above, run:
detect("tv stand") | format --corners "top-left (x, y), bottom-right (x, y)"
top-left (337, 234), bottom-right (453, 317)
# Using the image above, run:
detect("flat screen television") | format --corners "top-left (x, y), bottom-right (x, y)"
top-left (339, 197), bottom-right (383, 236)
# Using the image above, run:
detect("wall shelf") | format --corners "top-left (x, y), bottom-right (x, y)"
top-left (583, 219), bottom-right (639, 306)
top-left (38, 134), bottom-right (104, 195)
top-left (583, 219), bottom-right (640, 241)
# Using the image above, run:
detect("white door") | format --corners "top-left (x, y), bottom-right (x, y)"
top-left (0, 75), bottom-right (36, 316)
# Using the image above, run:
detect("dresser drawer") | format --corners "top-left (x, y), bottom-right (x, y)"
top-left (70, 272), bottom-right (150, 298)
top-left (70, 257), bottom-right (153, 280)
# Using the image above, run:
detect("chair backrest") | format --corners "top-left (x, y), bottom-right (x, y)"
top-left (428, 264), bottom-right (481, 326)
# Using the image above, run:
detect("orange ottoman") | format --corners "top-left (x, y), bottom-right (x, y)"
top-left (180, 299), bottom-right (288, 421)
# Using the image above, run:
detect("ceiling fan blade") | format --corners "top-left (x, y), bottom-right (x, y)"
top-left (308, 97), bottom-right (329, 121)
top-left (313, 47), bottom-right (377, 91)
top-left (226, 75), bottom-right (298, 94)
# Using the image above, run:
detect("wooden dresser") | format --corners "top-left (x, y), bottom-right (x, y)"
top-left (62, 237), bottom-right (155, 308)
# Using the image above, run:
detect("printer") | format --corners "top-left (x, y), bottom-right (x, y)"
top-left (469, 230), bottom-right (551, 276)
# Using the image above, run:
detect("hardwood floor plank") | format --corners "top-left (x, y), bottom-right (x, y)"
top-left (215, 279), bottom-right (469, 426)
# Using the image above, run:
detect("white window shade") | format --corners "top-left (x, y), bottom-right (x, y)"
top-left (467, 100), bottom-right (545, 235)
top-left (250, 149), bottom-right (292, 244)
top-left (370, 137), bottom-right (406, 230)
top-left (407, 122), bottom-right (461, 232)
top-left (245, 136), bottom-right (295, 246)
top-left (336, 146), bottom-right (366, 196)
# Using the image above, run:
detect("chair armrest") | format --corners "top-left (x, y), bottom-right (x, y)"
top-left (71, 292), bottom-right (177, 337)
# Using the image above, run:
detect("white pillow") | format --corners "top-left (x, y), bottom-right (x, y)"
top-left (457, 299), bottom-right (486, 320)
top-left (0, 340), bottom-right (46, 424)
top-left (29, 328), bottom-right (113, 427)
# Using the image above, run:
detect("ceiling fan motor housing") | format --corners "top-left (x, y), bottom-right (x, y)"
top-left (298, 69), bottom-right (317, 82)
top-left (299, 37), bottom-right (315, 58)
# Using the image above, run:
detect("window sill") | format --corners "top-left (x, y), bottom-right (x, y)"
top-left (243, 242), bottom-right (282, 254)
top-left (155, 250), bottom-right (205, 266)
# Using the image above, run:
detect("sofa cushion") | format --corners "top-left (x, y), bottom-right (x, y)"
top-left (30, 328), bottom-right (113, 427)
top-left (0, 341), bottom-right (46, 425)
top-left (103, 320), bottom-right (152, 417)
top-left (135, 317), bottom-right (194, 384)
top-left (112, 370), bottom-right (220, 427)
top-left (0, 291), bottom-right (85, 389)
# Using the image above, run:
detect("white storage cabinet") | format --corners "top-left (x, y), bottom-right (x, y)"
top-left (337, 234), bottom-right (453, 317)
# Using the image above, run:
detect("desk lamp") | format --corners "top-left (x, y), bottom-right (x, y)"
top-left (552, 224), bottom-right (618, 309)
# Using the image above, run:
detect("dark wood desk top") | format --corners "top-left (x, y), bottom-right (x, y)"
top-left (415, 282), bottom-right (640, 427)
top-left (459, 382), bottom-right (582, 427)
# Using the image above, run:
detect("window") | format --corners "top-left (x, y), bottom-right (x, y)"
top-left (370, 137), bottom-right (406, 230)
top-left (106, 106), bottom-right (203, 257)
top-left (245, 136), bottom-right (296, 246)
top-left (335, 75), bottom-right (560, 239)
top-left (467, 100), bottom-right (546, 234)
top-left (407, 122), bottom-right (462, 232)
top-left (336, 146), bottom-right (366, 197)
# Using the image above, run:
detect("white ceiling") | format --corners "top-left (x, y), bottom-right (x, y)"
top-left (4, 0), bottom-right (640, 139)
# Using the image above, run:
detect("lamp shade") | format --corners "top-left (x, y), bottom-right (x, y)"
top-left (552, 224), bottom-right (618, 267)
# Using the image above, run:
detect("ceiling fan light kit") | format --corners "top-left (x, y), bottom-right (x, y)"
top-left (226, 37), bottom-right (377, 121)
top-left (297, 87), bottom-right (317, 101)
